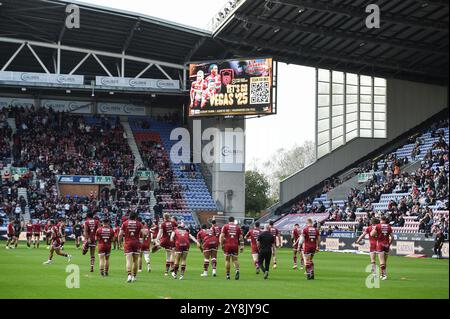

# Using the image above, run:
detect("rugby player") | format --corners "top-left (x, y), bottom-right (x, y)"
top-left (138, 220), bottom-right (153, 273)
top-left (25, 220), bottom-right (33, 248)
top-left (370, 216), bottom-right (393, 280)
top-left (170, 222), bottom-right (199, 280)
top-left (291, 223), bottom-right (304, 270)
top-left (43, 220), bottom-right (72, 265)
top-left (5, 218), bottom-right (16, 249)
top-left (82, 212), bottom-right (100, 272)
top-left (197, 223), bottom-right (219, 277)
top-left (219, 216), bottom-right (244, 280)
top-left (73, 220), bottom-right (83, 249)
top-left (32, 219), bottom-right (42, 248)
top-left (155, 213), bottom-right (177, 276)
top-left (118, 212), bottom-right (144, 283)
top-left (356, 217), bottom-right (379, 274)
top-left (268, 220), bottom-right (282, 269)
top-left (96, 218), bottom-right (115, 276)
top-left (298, 218), bottom-right (320, 280)
top-left (244, 221), bottom-right (261, 274)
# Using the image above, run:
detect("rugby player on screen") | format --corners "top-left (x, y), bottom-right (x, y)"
top-left (190, 70), bottom-right (206, 109)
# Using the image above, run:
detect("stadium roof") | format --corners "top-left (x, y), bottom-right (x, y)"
top-left (211, 0), bottom-right (449, 85)
top-left (0, 0), bottom-right (448, 86)
top-left (0, 0), bottom-right (224, 80)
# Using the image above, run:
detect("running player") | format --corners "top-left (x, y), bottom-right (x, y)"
top-left (170, 222), bottom-right (199, 280)
top-left (155, 213), bottom-right (177, 276)
top-left (59, 219), bottom-right (66, 250)
top-left (291, 223), bottom-right (304, 270)
top-left (43, 220), bottom-right (72, 265)
top-left (96, 218), bottom-right (115, 277)
top-left (138, 220), bottom-right (153, 273)
top-left (370, 216), bottom-right (393, 280)
top-left (73, 220), bottom-right (83, 249)
top-left (44, 220), bottom-right (51, 249)
top-left (268, 220), bottom-right (282, 269)
top-left (244, 221), bottom-right (261, 274)
top-left (197, 224), bottom-right (219, 277)
top-left (32, 219), bottom-right (42, 248)
top-left (356, 217), bottom-right (379, 274)
top-left (26, 220), bottom-right (33, 248)
top-left (5, 218), bottom-right (16, 249)
top-left (118, 212), bottom-right (144, 283)
top-left (298, 218), bottom-right (320, 280)
top-left (219, 216), bottom-right (244, 280)
top-left (83, 212), bottom-right (100, 272)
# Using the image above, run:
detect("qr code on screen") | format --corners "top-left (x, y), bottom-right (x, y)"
top-left (250, 77), bottom-right (270, 105)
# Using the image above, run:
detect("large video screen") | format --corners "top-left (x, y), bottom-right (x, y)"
top-left (188, 58), bottom-right (274, 117)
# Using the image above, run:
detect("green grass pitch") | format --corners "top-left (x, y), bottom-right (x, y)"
top-left (0, 242), bottom-right (448, 299)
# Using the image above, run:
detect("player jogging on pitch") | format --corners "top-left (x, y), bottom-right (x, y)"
top-left (170, 222), bottom-right (199, 280)
top-left (356, 217), bottom-right (379, 275)
top-left (298, 218), bottom-right (320, 280)
top-left (155, 213), bottom-right (177, 276)
top-left (138, 220), bottom-right (153, 273)
top-left (43, 220), bottom-right (72, 265)
top-left (220, 216), bottom-right (244, 280)
top-left (245, 221), bottom-right (261, 274)
top-left (118, 212), bottom-right (144, 283)
top-left (83, 212), bottom-right (100, 272)
top-left (371, 216), bottom-right (393, 280)
top-left (197, 223), bottom-right (219, 277)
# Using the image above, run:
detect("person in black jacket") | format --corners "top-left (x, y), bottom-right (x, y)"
top-left (257, 225), bottom-right (276, 280)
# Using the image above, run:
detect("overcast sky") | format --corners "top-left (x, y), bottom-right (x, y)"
top-left (78, 0), bottom-right (316, 169)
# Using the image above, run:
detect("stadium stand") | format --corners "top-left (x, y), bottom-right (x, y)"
top-left (0, 106), bottom-right (207, 234)
top-left (267, 118), bottom-right (449, 237)
top-left (129, 115), bottom-right (217, 227)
